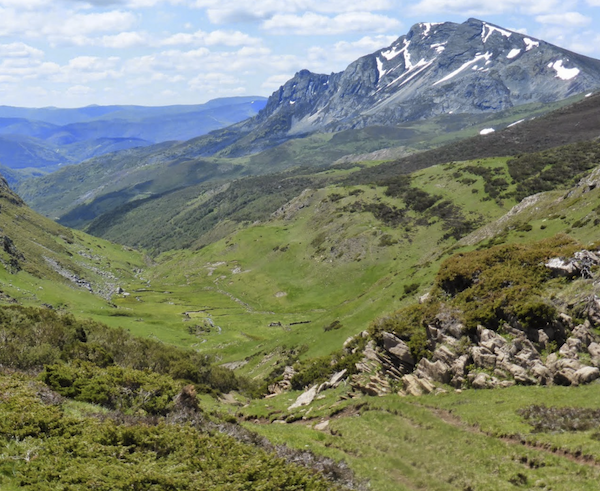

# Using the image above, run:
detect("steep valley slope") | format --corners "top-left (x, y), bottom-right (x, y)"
top-left (3, 23), bottom-right (600, 490)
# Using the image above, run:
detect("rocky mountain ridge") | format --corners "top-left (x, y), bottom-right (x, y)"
top-left (238, 18), bottom-right (600, 147)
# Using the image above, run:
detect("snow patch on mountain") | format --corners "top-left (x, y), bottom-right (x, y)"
top-left (507, 49), bottom-right (521, 59)
top-left (376, 57), bottom-right (386, 80)
top-left (548, 60), bottom-right (580, 81)
top-left (507, 119), bottom-right (525, 127)
top-left (421, 22), bottom-right (442, 37)
top-left (482, 23), bottom-right (512, 43)
top-left (433, 52), bottom-right (492, 86)
top-left (379, 58), bottom-right (433, 92)
top-left (523, 38), bottom-right (539, 51)
top-left (480, 128), bottom-right (495, 135)
top-left (381, 44), bottom-right (403, 60)
top-left (431, 42), bottom-right (446, 54)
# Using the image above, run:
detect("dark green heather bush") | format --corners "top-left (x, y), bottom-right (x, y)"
top-left (434, 234), bottom-right (580, 330)
top-left (0, 305), bottom-right (239, 395)
top-left (518, 405), bottom-right (600, 433)
top-left (0, 373), bottom-right (342, 491)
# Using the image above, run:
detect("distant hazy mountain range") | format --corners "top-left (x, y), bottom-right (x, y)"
top-left (0, 96), bottom-right (266, 184)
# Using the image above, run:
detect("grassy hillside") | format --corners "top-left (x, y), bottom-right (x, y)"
top-left (15, 94), bottom-right (585, 233)
top-left (73, 139), bottom-right (598, 380)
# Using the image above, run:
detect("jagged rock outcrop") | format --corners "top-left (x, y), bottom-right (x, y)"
top-left (347, 248), bottom-right (600, 396)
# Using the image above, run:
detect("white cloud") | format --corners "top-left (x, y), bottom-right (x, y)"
top-left (44, 56), bottom-right (123, 84)
top-left (262, 12), bottom-right (401, 35)
top-left (306, 35), bottom-right (397, 71)
top-left (192, 0), bottom-right (394, 23)
top-left (67, 84), bottom-right (94, 96)
top-left (261, 73), bottom-right (293, 91)
top-left (0, 7), bottom-right (137, 44)
top-left (188, 72), bottom-right (242, 89)
top-left (409, 0), bottom-right (574, 16)
top-left (0, 42), bottom-right (44, 58)
top-left (536, 12), bottom-right (591, 27)
top-left (100, 31), bottom-right (150, 48)
top-left (0, 0), bottom-right (52, 9)
top-left (161, 29), bottom-right (262, 47)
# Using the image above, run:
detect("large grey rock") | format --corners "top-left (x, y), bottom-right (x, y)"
top-left (317, 369), bottom-right (348, 393)
top-left (480, 329), bottom-right (507, 353)
top-left (554, 358), bottom-right (583, 372)
top-left (545, 257), bottom-right (579, 277)
top-left (572, 324), bottom-right (596, 347)
top-left (402, 374), bottom-right (435, 397)
top-left (363, 340), bottom-right (379, 361)
top-left (432, 345), bottom-right (456, 366)
top-left (575, 366), bottom-right (600, 384)
top-left (471, 346), bottom-right (497, 369)
top-left (554, 369), bottom-right (579, 386)
top-left (471, 372), bottom-right (497, 389)
top-left (588, 342), bottom-right (600, 359)
top-left (452, 355), bottom-right (470, 377)
top-left (530, 362), bottom-right (552, 385)
top-left (382, 332), bottom-right (415, 367)
top-left (415, 358), bottom-right (452, 384)
top-left (503, 363), bottom-right (535, 385)
top-left (351, 373), bottom-right (391, 396)
top-left (587, 297), bottom-right (600, 325)
top-left (559, 339), bottom-right (580, 359)
top-left (288, 385), bottom-right (318, 410)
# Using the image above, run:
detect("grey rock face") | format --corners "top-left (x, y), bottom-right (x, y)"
top-left (248, 18), bottom-right (600, 138)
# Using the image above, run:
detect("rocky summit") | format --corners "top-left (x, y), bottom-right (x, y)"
top-left (247, 18), bottom-right (600, 137)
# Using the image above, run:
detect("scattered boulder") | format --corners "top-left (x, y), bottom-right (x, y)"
top-left (575, 366), bottom-right (600, 384)
top-left (530, 362), bottom-right (553, 385)
top-left (351, 373), bottom-right (391, 396)
top-left (471, 346), bottom-right (497, 369)
top-left (314, 420), bottom-right (330, 431)
top-left (269, 366), bottom-right (296, 395)
top-left (588, 342), bottom-right (600, 360)
top-left (470, 372), bottom-right (495, 389)
top-left (318, 369), bottom-right (347, 393)
top-left (288, 385), bottom-right (318, 410)
top-left (432, 345), bottom-right (456, 366)
top-left (545, 250), bottom-right (600, 279)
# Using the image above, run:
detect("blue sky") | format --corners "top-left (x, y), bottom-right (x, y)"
top-left (1, 0), bottom-right (600, 107)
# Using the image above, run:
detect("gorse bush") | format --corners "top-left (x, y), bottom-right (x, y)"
top-left (507, 140), bottom-right (600, 200)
